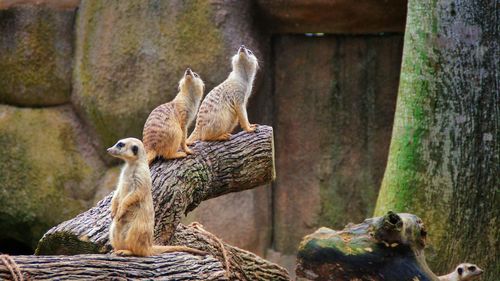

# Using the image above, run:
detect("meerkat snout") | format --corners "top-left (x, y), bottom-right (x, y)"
top-left (185, 68), bottom-right (192, 76)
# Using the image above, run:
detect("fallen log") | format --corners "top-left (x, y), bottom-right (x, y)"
top-left (35, 125), bottom-right (288, 280)
top-left (0, 253), bottom-right (226, 280)
top-left (296, 212), bottom-right (439, 281)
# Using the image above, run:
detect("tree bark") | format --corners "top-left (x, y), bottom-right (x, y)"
top-left (34, 126), bottom-right (288, 280)
top-left (296, 212), bottom-right (438, 281)
top-left (374, 1), bottom-right (499, 281)
top-left (0, 253), bottom-right (227, 280)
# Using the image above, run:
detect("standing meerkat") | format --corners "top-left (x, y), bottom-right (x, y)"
top-left (143, 68), bottom-right (205, 164)
top-left (107, 138), bottom-right (206, 256)
top-left (438, 263), bottom-right (483, 281)
top-left (187, 45), bottom-right (259, 143)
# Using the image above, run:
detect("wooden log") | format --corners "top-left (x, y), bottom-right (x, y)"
top-left (0, 253), bottom-right (227, 280)
top-left (296, 212), bottom-right (439, 281)
top-left (35, 125), bottom-right (288, 280)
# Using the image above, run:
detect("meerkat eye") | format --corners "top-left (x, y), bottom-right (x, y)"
top-left (247, 50), bottom-right (253, 55)
top-left (117, 142), bottom-right (125, 148)
top-left (457, 267), bottom-right (463, 275)
top-left (131, 145), bottom-right (138, 155)
top-left (194, 73), bottom-right (199, 78)
top-left (468, 266), bottom-right (476, 271)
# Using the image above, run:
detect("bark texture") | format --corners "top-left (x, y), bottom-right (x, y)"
top-left (0, 253), bottom-right (227, 280)
top-left (35, 126), bottom-right (288, 280)
top-left (375, 1), bottom-right (499, 280)
top-left (296, 212), bottom-right (438, 281)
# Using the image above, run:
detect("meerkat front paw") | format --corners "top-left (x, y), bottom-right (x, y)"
top-left (216, 133), bottom-right (232, 141)
top-left (114, 250), bottom-right (133, 256)
top-left (184, 147), bottom-right (194, 155)
top-left (245, 124), bottom-right (258, 132)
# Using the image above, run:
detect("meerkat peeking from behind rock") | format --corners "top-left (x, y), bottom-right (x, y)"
top-left (187, 45), bottom-right (259, 143)
top-left (438, 263), bottom-right (483, 281)
top-left (107, 138), bottom-right (206, 256)
top-left (143, 68), bottom-right (205, 164)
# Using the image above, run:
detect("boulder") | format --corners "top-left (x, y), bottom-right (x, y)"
top-left (0, 105), bottom-right (105, 250)
top-left (0, 4), bottom-right (76, 106)
top-left (72, 0), bottom-right (265, 153)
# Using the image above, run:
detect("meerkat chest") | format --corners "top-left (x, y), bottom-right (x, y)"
top-left (219, 80), bottom-right (248, 104)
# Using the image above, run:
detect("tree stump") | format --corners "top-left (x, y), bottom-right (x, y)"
top-left (296, 212), bottom-right (439, 281)
top-left (30, 126), bottom-right (289, 280)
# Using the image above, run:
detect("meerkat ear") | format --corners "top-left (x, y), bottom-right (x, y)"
top-left (457, 267), bottom-right (463, 275)
top-left (132, 145), bottom-right (139, 156)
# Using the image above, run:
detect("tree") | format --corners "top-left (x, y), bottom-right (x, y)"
top-left (375, 1), bottom-right (499, 280)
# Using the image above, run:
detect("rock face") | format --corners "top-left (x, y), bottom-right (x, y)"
top-left (0, 5), bottom-right (75, 106)
top-left (0, 105), bottom-right (105, 249)
top-left (256, 0), bottom-right (407, 33)
top-left (272, 34), bottom-right (403, 255)
top-left (72, 0), bottom-right (264, 152)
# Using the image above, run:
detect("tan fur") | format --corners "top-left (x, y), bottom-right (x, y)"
top-left (143, 69), bottom-right (205, 164)
top-left (187, 45), bottom-right (259, 143)
top-left (439, 263), bottom-right (483, 281)
top-left (107, 138), bottom-right (206, 256)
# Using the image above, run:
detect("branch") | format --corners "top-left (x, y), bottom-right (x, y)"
top-left (296, 212), bottom-right (439, 281)
top-left (0, 253), bottom-right (226, 280)
top-left (171, 224), bottom-right (289, 281)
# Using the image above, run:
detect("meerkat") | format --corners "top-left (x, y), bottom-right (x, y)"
top-left (186, 45), bottom-right (259, 143)
top-left (143, 68), bottom-right (205, 164)
top-left (107, 137), bottom-right (206, 256)
top-left (438, 263), bottom-right (483, 281)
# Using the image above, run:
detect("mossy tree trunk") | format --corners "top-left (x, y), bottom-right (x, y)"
top-left (375, 1), bottom-right (499, 280)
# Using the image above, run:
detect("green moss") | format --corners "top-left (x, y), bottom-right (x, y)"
top-left (0, 8), bottom-right (72, 106)
top-left (35, 232), bottom-right (108, 255)
top-left (0, 105), bottom-right (103, 249)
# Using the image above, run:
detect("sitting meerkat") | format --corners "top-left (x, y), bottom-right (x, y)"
top-left (143, 68), bottom-right (205, 164)
top-left (187, 45), bottom-right (259, 143)
top-left (107, 137), bottom-right (205, 256)
top-left (438, 263), bottom-right (483, 281)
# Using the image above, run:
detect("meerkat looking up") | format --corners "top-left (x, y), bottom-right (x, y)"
top-left (107, 138), bottom-right (206, 256)
top-left (143, 68), bottom-right (205, 164)
top-left (187, 45), bottom-right (259, 143)
top-left (438, 263), bottom-right (483, 281)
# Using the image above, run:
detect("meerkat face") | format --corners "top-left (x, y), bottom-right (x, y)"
top-left (232, 45), bottom-right (259, 75)
top-left (179, 68), bottom-right (205, 97)
top-left (455, 263), bottom-right (483, 281)
top-left (107, 138), bottom-right (145, 162)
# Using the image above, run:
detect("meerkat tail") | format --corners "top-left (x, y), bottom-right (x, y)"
top-left (151, 245), bottom-right (207, 256)
top-left (146, 150), bottom-right (157, 165)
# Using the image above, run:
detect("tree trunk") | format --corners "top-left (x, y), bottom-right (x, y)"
top-left (0, 253), bottom-right (227, 280)
top-left (374, 1), bottom-right (499, 280)
top-left (296, 212), bottom-right (438, 281)
top-left (34, 126), bottom-right (289, 280)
